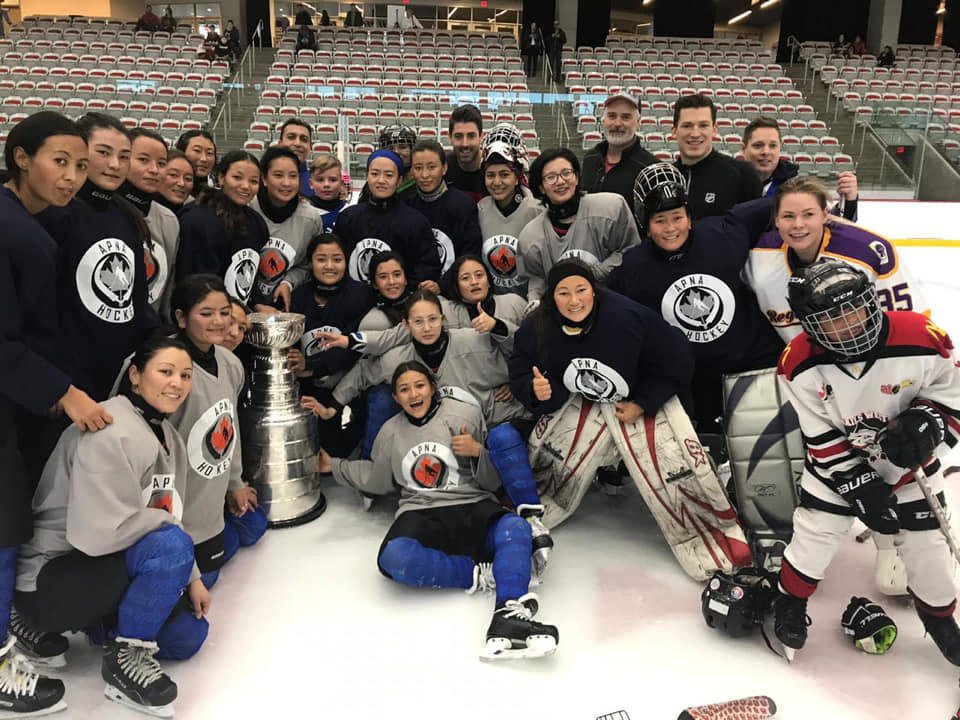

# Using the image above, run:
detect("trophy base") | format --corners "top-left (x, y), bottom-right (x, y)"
top-left (267, 493), bottom-right (327, 529)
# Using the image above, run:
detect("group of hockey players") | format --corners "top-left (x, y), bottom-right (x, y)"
top-left (1, 82), bottom-right (959, 719)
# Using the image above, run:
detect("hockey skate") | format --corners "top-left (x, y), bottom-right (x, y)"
top-left (102, 637), bottom-right (177, 718)
top-left (480, 593), bottom-right (558, 661)
top-left (917, 608), bottom-right (960, 666)
top-left (517, 504), bottom-right (553, 580)
top-left (465, 563), bottom-right (495, 595)
top-left (773, 592), bottom-right (809, 663)
top-left (8, 612), bottom-right (67, 670)
top-left (0, 635), bottom-right (66, 719)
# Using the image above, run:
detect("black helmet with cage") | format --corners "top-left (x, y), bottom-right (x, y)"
top-left (632, 161), bottom-right (689, 233)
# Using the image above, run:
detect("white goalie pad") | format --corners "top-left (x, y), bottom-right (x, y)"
top-left (527, 395), bottom-right (752, 580)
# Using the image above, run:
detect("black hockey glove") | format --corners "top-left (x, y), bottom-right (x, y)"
top-left (878, 404), bottom-right (945, 469)
top-left (831, 464), bottom-right (900, 535)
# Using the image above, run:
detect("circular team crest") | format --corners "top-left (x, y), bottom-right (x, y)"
top-left (141, 474), bottom-right (184, 520)
top-left (144, 242), bottom-right (169, 306)
top-left (563, 358), bottom-right (630, 402)
top-left (348, 238), bottom-right (392, 282)
top-left (661, 273), bottom-right (736, 343)
top-left (558, 248), bottom-right (601, 266)
top-left (301, 325), bottom-right (342, 357)
top-left (256, 237), bottom-right (296, 295)
top-left (400, 441), bottom-right (460, 490)
top-left (225, 249), bottom-right (259, 303)
top-left (76, 238), bottom-right (136, 324)
top-left (482, 234), bottom-right (521, 289)
top-left (433, 228), bottom-right (456, 273)
top-left (186, 399), bottom-right (237, 479)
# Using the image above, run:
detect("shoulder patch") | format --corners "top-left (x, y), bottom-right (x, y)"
top-left (777, 333), bottom-right (822, 380)
top-left (886, 312), bottom-right (954, 358)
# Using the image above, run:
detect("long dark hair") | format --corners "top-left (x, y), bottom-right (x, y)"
top-left (4, 111), bottom-right (86, 184)
top-left (171, 273), bottom-right (230, 324)
top-left (444, 254), bottom-right (492, 305)
top-left (196, 150), bottom-right (260, 235)
top-left (368, 251), bottom-right (409, 325)
top-left (403, 288), bottom-right (443, 320)
top-left (390, 360), bottom-right (437, 394)
top-left (118, 331), bottom-right (191, 395)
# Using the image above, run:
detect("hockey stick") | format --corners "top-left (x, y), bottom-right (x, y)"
top-left (914, 461), bottom-right (960, 564)
top-left (677, 695), bottom-right (777, 720)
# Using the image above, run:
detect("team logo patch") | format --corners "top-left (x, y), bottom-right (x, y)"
top-left (868, 240), bottom-right (889, 265)
top-left (562, 358), bottom-right (630, 402)
top-left (144, 242), bottom-right (169, 306)
top-left (348, 238), bottom-right (391, 282)
top-left (704, 192), bottom-right (716, 204)
top-left (661, 273), bottom-right (736, 343)
top-left (684, 438), bottom-right (707, 467)
top-left (186, 398), bottom-right (237, 478)
top-left (400, 442), bottom-right (460, 490)
top-left (844, 413), bottom-right (888, 458)
top-left (557, 248), bottom-right (601, 266)
top-left (76, 238), bottom-right (136, 324)
top-left (433, 228), bottom-right (456, 273)
top-left (256, 236), bottom-right (296, 295)
top-left (141, 473), bottom-right (183, 520)
top-left (818, 383), bottom-right (834, 401)
top-left (483, 234), bottom-right (521, 288)
top-left (224, 248), bottom-right (259, 303)
top-left (880, 379), bottom-right (914, 395)
top-left (301, 325), bottom-right (342, 357)
top-left (437, 385), bottom-right (482, 409)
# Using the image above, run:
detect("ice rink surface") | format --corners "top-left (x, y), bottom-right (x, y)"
top-left (33, 243), bottom-right (960, 720)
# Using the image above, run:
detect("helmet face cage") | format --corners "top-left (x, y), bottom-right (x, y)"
top-left (798, 285), bottom-right (883, 359)
top-left (481, 123), bottom-right (529, 171)
top-left (378, 124), bottom-right (417, 151)
top-left (632, 162), bottom-right (688, 230)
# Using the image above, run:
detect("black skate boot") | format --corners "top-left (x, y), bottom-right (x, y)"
top-left (917, 607), bottom-right (960, 666)
top-left (8, 612), bottom-right (67, 670)
top-left (517, 504), bottom-right (553, 580)
top-left (773, 591), bottom-right (810, 662)
top-left (480, 593), bottom-right (559, 661)
top-left (0, 635), bottom-right (67, 718)
top-left (101, 637), bottom-right (177, 718)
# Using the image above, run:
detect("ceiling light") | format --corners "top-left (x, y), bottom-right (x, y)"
top-left (643, 0), bottom-right (654, 5)
top-left (760, 0), bottom-right (780, 8)
top-left (728, 10), bottom-right (752, 24)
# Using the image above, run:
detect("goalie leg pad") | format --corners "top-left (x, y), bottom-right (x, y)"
top-left (601, 396), bottom-right (752, 580)
top-left (525, 395), bottom-right (619, 529)
top-left (871, 532), bottom-right (909, 597)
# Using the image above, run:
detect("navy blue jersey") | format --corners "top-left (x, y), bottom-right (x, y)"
top-left (407, 186), bottom-right (483, 275)
top-left (509, 289), bottom-right (693, 416)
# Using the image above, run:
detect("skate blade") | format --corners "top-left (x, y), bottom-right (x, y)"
top-left (782, 645), bottom-right (796, 663)
top-left (14, 646), bottom-right (66, 670)
top-left (0, 699), bottom-right (67, 719)
top-left (480, 635), bottom-right (557, 661)
top-left (104, 685), bottom-right (174, 718)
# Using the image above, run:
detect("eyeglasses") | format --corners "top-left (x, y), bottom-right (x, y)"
top-left (542, 168), bottom-right (576, 185)
top-left (409, 315), bottom-right (443, 329)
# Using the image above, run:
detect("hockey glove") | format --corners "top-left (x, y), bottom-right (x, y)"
top-left (831, 464), bottom-right (900, 535)
top-left (878, 404), bottom-right (945, 469)
top-left (841, 596), bottom-right (897, 654)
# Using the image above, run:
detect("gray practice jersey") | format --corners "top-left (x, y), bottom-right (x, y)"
top-left (144, 202), bottom-right (180, 321)
top-left (477, 188), bottom-right (543, 297)
top-left (439, 294), bottom-right (528, 355)
top-left (17, 395), bottom-right (190, 592)
top-left (333, 397), bottom-right (501, 516)
top-left (249, 197), bottom-right (325, 299)
top-left (518, 191), bottom-right (640, 301)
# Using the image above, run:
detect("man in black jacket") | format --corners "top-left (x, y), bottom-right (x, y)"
top-left (581, 92), bottom-right (657, 214)
top-left (671, 94), bottom-right (762, 219)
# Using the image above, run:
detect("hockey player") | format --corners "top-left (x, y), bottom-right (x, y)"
top-left (222, 297), bottom-right (250, 353)
top-left (333, 150), bottom-right (441, 287)
top-left (249, 146), bottom-right (325, 312)
top-left (317, 361), bottom-right (558, 659)
top-left (745, 177), bottom-right (928, 342)
top-left (406, 140), bottom-right (483, 279)
top-left (443, 255), bottom-right (527, 347)
top-left (289, 234), bottom-right (375, 456)
top-left (119, 128), bottom-right (180, 322)
top-left (477, 125), bottom-right (543, 297)
top-left (14, 336), bottom-right (208, 716)
top-left (174, 129), bottom-right (216, 198)
top-left (308, 154), bottom-right (348, 230)
top-left (773, 258), bottom-right (960, 665)
top-left (176, 150), bottom-right (270, 307)
top-left (39, 112), bottom-right (157, 403)
top-left (520, 148), bottom-right (640, 303)
top-left (156, 149), bottom-right (194, 214)
top-left (377, 124), bottom-right (418, 200)
top-left (509, 260), bottom-right (751, 578)
top-left (609, 163), bottom-right (784, 434)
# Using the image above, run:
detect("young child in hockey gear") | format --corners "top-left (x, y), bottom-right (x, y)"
top-left (156, 150), bottom-right (194, 214)
top-left (15, 336), bottom-right (208, 717)
top-left (317, 361), bottom-right (558, 658)
top-left (0, 111), bottom-right (111, 718)
top-left (249, 147), bottom-right (325, 312)
top-left (609, 162), bottom-right (784, 435)
top-left (39, 112), bottom-right (159, 403)
top-left (509, 260), bottom-right (751, 579)
top-left (407, 140), bottom-right (483, 280)
top-left (840, 596), bottom-right (897, 654)
top-left (773, 258), bottom-right (960, 664)
top-left (334, 151), bottom-right (441, 287)
top-left (308, 154), bottom-right (348, 231)
top-left (119, 129), bottom-right (180, 323)
top-left (477, 129), bottom-right (543, 297)
top-left (176, 151), bottom-right (270, 307)
top-left (290, 234), bottom-right (376, 457)
top-left (745, 176), bottom-right (928, 344)
top-left (520, 148), bottom-right (640, 304)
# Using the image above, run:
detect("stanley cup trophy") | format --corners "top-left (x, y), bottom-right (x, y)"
top-left (240, 312), bottom-right (326, 527)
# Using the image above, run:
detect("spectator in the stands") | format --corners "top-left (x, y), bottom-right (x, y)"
top-left (296, 24), bottom-right (317, 53)
top-left (850, 34), bottom-right (867, 56)
top-left (136, 3), bottom-right (161, 31)
top-left (877, 45), bottom-right (896, 67)
top-left (521, 21), bottom-right (545, 77)
top-left (671, 93), bottom-right (761, 219)
top-left (320, 10), bottom-right (331, 26)
top-left (548, 21), bottom-right (567, 78)
top-left (276, 14), bottom-right (290, 33)
top-left (225, 19), bottom-right (241, 56)
top-left (581, 91), bottom-right (656, 215)
top-left (344, 6), bottom-right (363, 27)
top-left (832, 33), bottom-right (850, 57)
top-left (294, 4), bottom-right (313, 25)
top-left (202, 23), bottom-right (219, 60)
top-left (740, 116), bottom-right (859, 221)
top-left (277, 118), bottom-right (314, 198)
top-left (445, 104), bottom-right (486, 202)
top-left (399, 7), bottom-right (423, 29)
top-left (215, 34), bottom-right (233, 63)
top-left (160, 6), bottom-right (177, 32)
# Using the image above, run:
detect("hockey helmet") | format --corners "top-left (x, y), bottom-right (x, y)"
top-left (378, 124), bottom-right (417, 151)
top-left (481, 123), bottom-right (530, 172)
top-left (787, 258), bottom-right (883, 360)
top-left (632, 162), bottom-right (689, 232)
top-left (701, 567), bottom-right (776, 638)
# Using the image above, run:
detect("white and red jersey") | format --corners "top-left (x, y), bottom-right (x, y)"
top-left (745, 221), bottom-right (929, 342)
top-left (777, 311), bottom-right (960, 506)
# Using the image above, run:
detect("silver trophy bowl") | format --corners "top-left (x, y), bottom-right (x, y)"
top-left (245, 312), bottom-right (306, 349)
